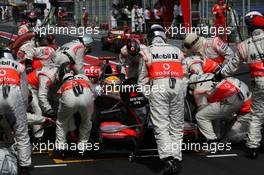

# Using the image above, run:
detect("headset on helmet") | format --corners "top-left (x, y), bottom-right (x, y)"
top-left (127, 39), bottom-right (140, 56)
top-left (147, 24), bottom-right (166, 44)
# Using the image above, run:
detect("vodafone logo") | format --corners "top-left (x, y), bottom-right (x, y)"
top-left (163, 63), bottom-right (170, 70)
top-left (224, 83), bottom-right (231, 88)
top-left (0, 69), bottom-right (6, 76)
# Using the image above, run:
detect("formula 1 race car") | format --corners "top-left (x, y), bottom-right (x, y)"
top-left (83, 56), bottom-right (199, 158)
top-left (101, 26), bottom-right (145, 53)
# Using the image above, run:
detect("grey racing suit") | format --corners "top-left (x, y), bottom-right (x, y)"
top-left (54, 40), bottom-right (86, 73)
top-left (191, 73), bottom-right (251, 140)
top-left (23, 46), bottom-right (56, 69)
top-left (0, 58), bottom-right (31, 167)
top-left (138, 42), bottom-right (188, 160)
top-left (17, 40), bottom-right (35, 61)
top-left (198, 37), bottom-right (239, 75)
top-left (119, 44), bottom-right (148, 79)
top-left (37, 66), bottom-right (58, 114)
top-left (232, 29), bottom-right (264, 148)
top-left (27, 66), bottom-right (58, 138)
top-left (56, 73), bottom-right (94, 150)
top-left (184, 55), bottom-right (221, 75)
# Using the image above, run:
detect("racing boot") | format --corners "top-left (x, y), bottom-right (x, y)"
top-left (18, 166), bottom-right (31, 175)
top-left (163, 156), bottom-right (182, 175)
top-left (68, 130), bottom-right (78, 143)
top-left (52, 149), bottom-right (65, 159)
top-left (246, 147), bottom-right (258, 159)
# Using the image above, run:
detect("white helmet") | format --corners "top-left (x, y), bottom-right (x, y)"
top-left (0, 47), bottom-right (14, 60)
top-left (81, 34), bottom-right (94, 47)
top-left (147, 24), bottom-right (166, 44)
top-left (184, 33), bottom-right (204, 52)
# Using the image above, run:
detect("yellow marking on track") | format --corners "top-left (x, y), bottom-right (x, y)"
top-left (53, 158), bottom-right (96, 164)
top-left (52, 156), bottom-right (128, 164)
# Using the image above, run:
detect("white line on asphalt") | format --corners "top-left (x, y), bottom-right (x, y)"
top-left (34, 164), bottom-right (67, 168)
top-left (135, 155), bottom-right (160, 158)
top-left (60, 33), bottom-right (101, 41)
top-left (206, 154), bottom-right (238, 158)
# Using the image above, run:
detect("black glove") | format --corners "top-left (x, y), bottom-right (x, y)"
top-left (213, 70), bottom-right (223, 82)
top-left (25, 59), bottom-right (33, 74)
top-left (44, 117), bottom-right (56, 125)
top-left (44, 109), bottom-right (56, 118)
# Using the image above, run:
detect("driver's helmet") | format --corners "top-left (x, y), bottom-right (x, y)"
top-left (103, 75), bottom-right (122, 95)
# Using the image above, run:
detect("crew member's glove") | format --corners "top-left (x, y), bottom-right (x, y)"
top-left (44, 109), bottom-right (56, 118)
top-left (25, 59), bottom-right (33, 74)
top-left (212, 70), bottom-right (223, 82)
top-left (44, 117), bottom-right (56, 125)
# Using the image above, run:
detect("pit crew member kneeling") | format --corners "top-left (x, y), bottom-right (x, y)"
top-left (211, 11), bottom-right (264, 159)
top-left (190, 73), bottom-right (252, 148)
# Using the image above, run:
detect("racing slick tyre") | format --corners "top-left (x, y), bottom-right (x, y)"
top-left (113, 39), bottom-right (125, 53)
top-left (101, 36), bottom-right (110, 50)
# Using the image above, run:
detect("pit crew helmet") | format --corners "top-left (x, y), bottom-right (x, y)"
top-left (127, 39), bottom-right (140, 56)
top-left (245, 11), bottom-right (264, 30)
top-left (147, 24), bottom-right (166, 45)
top-left (80, 34), bottom-right (94, 53)
top-left (0, 47), bottom-right (14, 60)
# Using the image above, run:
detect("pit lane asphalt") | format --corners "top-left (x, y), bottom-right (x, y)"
top-left (0, 24), bottom-right (261, 175)
top-left (30, 146), bottom-right (264, 175)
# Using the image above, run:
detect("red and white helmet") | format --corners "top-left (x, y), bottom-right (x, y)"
top-left (245, 11), bottom-right (264, 30)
